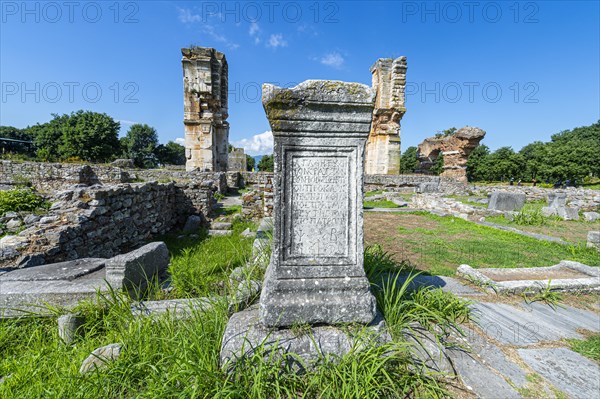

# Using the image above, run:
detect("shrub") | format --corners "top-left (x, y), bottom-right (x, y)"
top-left (513, 209), bottom-right (549, 226)
top-left (0, 188), bottom-right (47, 214)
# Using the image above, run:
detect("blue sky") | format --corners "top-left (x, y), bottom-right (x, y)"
top-left (1, 1), bottom-right (599, 155)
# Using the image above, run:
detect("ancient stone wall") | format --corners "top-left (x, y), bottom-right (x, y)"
top-left (182, 46), bottom-right (229, 172)
top-left (365, 57), bottom-right (407, 175)
top-left (240, 171), bottom-right (273, 186)
top-left (0, 160), bottom-right (228, 194)
top-left (0, 161), bottom-right (129, 192)
top-left (130, 168), bottom-right (228, 193)
top-left (2, 180), bottom-right (217, 267)
top-left (469, 185), bottom-right (600, 211)
top-left (241, 174), bottom-right (273, 219)
top-left (363, 174), bottom-right (441, 192)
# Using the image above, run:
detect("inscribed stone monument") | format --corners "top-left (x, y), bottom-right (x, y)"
top-left (259, 80), bottom-right (377, 327)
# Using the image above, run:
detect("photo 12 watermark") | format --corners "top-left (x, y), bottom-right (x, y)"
top-left (193, 1), bottom-right (339, 24)
top-left (405, 81), bottom-right (540, 104)
top-left (1, 1), bottom-right (139, 23)
top-left (400, 1), bottom-right (539, 23)
top-left (1, 81), bottom-right (140, 104)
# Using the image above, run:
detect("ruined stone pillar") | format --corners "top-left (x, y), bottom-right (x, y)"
top-left (365, 56), bottom-right (407, 175)
top-left (182, 47), bottom-right (229, 171)
top-left (260, 80), bottom-right (377, 327)
top-left (417, 126), bottom-right (486, 183)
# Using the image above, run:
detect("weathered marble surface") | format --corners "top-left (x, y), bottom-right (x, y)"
top-left (260, 80), bottom-right (377, 327)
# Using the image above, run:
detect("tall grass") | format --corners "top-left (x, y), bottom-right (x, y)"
top-left (0, 226), bottom-right (471, 398)
top-left (166, 219), bottom-right (256, 298)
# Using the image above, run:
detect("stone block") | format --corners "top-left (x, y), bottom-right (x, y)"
top-left (80, 343), bottom-right (122, 374)
top-left (583, 211), bottom-right (600, 222)
top-left (541, 206), bottom-right (557, 217)
top-left (518, 348), bottom-right (600, 399)
top-left (182, 215), bottom-right (202, 233)
top-left (487, 191), bottom-right (526, 211)
top-left (547, 192), bottom-right (567, 207)
top-left (105, 242), bottom-right (169, 296)
top-left (556, 206), bottom-right (580, 220)
top-left (220, 306), bottom-right (390, 370)
top-left (58, 313), bottom-right (84, 344)
top-left (588, 231), bottom-right (600, 251)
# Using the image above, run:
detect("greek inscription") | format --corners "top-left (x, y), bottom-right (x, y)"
top-left (290, 156), bottom-right (349, 258)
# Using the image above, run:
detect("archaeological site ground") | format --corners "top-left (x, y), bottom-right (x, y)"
top-left (1, 2), bottom-right (599, 398)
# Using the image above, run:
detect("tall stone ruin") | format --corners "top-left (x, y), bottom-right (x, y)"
top-left (182, 47), bottom-right (229, 172)
top-left (364, 56), bottom-right (407, 175)
top-left (227, 147), bottom-right (247, 172)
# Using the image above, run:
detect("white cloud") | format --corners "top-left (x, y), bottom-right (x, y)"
top-left (233, 131), bottom-right (273, 156)
top-left (320, 52), bottom-right (344, 68)
top-left (201, 24), bottom-right (240, 50)
top-left (249, 22), bottom-right (261, 44)
top-left (177, 7), bottom-right (239, 50)
top-left (267, 34), bottom-right (287, 49)
top-left (177, 7), bottom-right (201, 23)
top-left (116, 119), bottom-right (138, 126)
top-left (175, 138), bottom-right (185, 145)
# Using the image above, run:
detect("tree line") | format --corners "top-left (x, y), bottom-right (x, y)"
top-left (399, 121), bottom-right (600, 184)
top-left (0, 110), bottom-right (185, 168)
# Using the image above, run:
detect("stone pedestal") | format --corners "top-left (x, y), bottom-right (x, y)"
top-left (259, 80), bottom-right (377, 327)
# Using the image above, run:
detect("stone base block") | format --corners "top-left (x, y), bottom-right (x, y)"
top-left (260, 274), bottom-right (377, 327)
top-left (220, 306), bottom-right (390, 370)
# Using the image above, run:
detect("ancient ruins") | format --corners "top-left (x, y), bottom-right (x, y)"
top-left (182, 47), bottom-right (230, 172)
top-left (364, 57), bottom-right (407, 175)
top-left (227, 147), bottom-right (246, 172)
top-left (2, 43), bottom-right (599, 399)
top-left (417, 126), bottom-right (486, 182)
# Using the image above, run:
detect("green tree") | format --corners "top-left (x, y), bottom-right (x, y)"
top-left (257, 154), bottom-right (274, 172)
top-left (122, 124), bottom-right (159, 168)
top-left (431, 153), bottom-right (444, 175)
top-left (466, 144), bottom-right (490, 181)
top-left (246, 154), bottom-right (256, 171)
top-left (29, 114), bottom-right (69, 161)
top-left (399, 146), bottom-right (419, 174)
top-left (57, 110), bottom-right (121, 162)
top-left (154, 141), bottom-right (185, 166)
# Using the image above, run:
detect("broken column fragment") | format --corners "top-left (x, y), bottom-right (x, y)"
top-left (365, 56), bottom-right (407, 175)
top-left (182, 46), bottom-right (229, 172)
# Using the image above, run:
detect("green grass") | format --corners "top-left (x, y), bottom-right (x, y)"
top-left (164, 218), bottom-right (256, 298)
top-left (364, 190), bottom-right (384, 197)
top-left (367, 212), bottom-right (600, 276)
top-left (363, 200), bottom-right (399, 209)
top-left (447, 195), bottom-right (487, 208)
top-left (568, 334), bottom-right (600, 362)
top-left (0, 232), bottom-right (471, 398)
